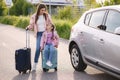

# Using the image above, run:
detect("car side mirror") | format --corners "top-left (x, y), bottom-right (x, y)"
top-left (97, 25), bottom-right (106, 30)
top-left (114, 27), bottom-right (120, 35)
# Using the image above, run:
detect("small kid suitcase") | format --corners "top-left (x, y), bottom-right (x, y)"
top-left (15, 29), bottom-right (31, 74)
top-left (41, 48), bottom-right (57, 72)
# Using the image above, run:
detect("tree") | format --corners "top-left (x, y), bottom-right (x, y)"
top-left (84, 0), bottom-right (96, 7)
top-left (0, 0), bottom-right (7, 16)
top-left (104, 0), bottom-right (120, 6)
top-left (22, 2), bottom-right (34, 16)
top-left (10, 0), bottom-right (34, 16)
top-left (12, 0), bottom-right (17, 4)
top-left (110, 0), bottom-right (120, 4)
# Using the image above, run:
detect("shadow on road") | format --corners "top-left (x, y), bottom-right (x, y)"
top-left (73, 71), bottom-right (119, 80)
top-left (40, 71), bottom-right (58, 80)
top-left (12, 73), bottom-right (30, 80)
top-left (31, 71), bottom-right (37, 80)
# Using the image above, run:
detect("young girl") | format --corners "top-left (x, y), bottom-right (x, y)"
top-left (40, 24), bottom-right (59, 67)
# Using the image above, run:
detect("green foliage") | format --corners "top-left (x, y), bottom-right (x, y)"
top-left (0, 16), bottom-right (18, 25)
top-left (10, 0), bottom-right (34, 16)
top-left (110, 0), bottom-right (120, 4)
top-left (0, 16), bottom-right (74, 39)
top-left (15, 17), bottom-right (29, 28)
top-left (96, 0), bottom-right (120, 6)
top-left (12, 0), bottom-right (17, 4)
top-left (56, 6), bottom-right (73, 20)
top-left (104, 0), bottom-right (120, 6)
top-left (53, 19), bottom-right (73, 39)
top-left (0, 0), bottom-right (7, 16)
top-left (0, 16), bottom-right (29, 29)
top-left (22, 2), bottom-right (34, 16)
top-left (84, 0), bottom-right (97, 8)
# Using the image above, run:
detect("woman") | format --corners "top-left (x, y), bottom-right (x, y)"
top-left (27, 3), bottom-right (52, 71)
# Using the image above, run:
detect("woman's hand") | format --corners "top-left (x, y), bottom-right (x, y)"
top-left (34, 33), bottom-right (37, 37)
top-left (54, 45), bottom-right (58, 48)
top-left (40, 48), bottom-right (43, 52)
top-left (26, 26), bottom-right (29, 30)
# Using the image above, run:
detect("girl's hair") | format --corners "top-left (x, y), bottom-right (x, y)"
top-left (51, 24), bottom-right (55, 40)
top-left (35, 4), bottom-right (47, 23)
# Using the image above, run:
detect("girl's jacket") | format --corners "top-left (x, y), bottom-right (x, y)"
top-left (27, 13), bottom-right (52, 34)
top-left (40, 31), bottom-right (59, 50)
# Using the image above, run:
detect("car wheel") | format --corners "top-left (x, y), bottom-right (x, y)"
top-left (70, 44), bottom-right (87, 71)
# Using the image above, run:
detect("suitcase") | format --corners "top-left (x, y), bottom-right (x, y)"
top-left (15, 29), bottom-right (31, 74)
top-left (41, 48), bottom-right (57, 72)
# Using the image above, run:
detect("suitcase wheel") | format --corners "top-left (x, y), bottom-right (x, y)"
top-left (54, 67), bottom-right (57, 71)
top-left (43, 68), bottom-right (49, 72)
top-left (18, 70), bottom-right (22, 74)
top-left (29, 69), bottom-right (31, 73)
top-left (23, 70), bottom-right (27, 74)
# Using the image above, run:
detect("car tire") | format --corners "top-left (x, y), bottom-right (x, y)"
top-left (70, 44), bottom-right (87, 71)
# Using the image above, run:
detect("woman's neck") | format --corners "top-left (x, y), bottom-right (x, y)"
top-left (39, 14), bottom-right (43, 16)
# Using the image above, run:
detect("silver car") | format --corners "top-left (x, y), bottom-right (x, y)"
top-left (69, 5), bottom-right (120, 79)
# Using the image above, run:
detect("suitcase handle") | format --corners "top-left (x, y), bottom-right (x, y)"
top-left (26, 29), bottom-right (30, 48)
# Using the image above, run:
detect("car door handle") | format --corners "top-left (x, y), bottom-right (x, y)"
top-left (78, 32), bottom-right (84, 35)
top-left (99, 38), bottom-right (104, 44)
top-left (93, 37), bottom-right (104, 44)
top-left (79, 32), bottom-right (83, 34)
top-left (80, 32), bottom-right (83, 34)
top-left (100, 39), bottom-right (104, 41)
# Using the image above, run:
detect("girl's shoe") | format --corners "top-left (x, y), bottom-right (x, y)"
top-left (46, 61), bottom-right (52, 67)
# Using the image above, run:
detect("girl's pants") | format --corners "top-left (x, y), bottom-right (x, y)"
top-left (43, 43), bottom-right (56, 62)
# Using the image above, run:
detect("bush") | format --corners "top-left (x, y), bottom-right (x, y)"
top-left (15, 17), bottom-right (29, 28)
top-left (0, 16), bottom-right (19, 25)
top-left (53, 19), bottom-right (73, 39)
top-left (0, 16), bottom-right (29, 28)
top-left (0, 16), bottom-right (73, 39)
top-left (56, 6), bottom-right (73, 20)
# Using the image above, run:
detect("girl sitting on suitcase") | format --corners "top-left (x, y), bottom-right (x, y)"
top-left (40, 23), bottom-right (59, 67)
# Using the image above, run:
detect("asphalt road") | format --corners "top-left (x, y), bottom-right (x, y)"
top-left (0, 24), bottom-right (119, 80)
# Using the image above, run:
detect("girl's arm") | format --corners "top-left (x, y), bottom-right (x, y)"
top-left (54, 31), bottom-right (59, 48)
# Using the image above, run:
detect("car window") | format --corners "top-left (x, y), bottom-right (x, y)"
top-left (84, 13), bottom-right (91, 25)
top-left (105, 10), bottom-right (120, 33)
top-left (89, 10), bottom-right (106, 28)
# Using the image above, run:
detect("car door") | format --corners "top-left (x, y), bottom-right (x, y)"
top-left (80, 10), bottom-right (107, 62)
top-left (97, 10), bottom-right (120, 72)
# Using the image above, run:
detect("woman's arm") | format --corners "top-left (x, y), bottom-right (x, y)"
top-left (27, 14), bottom-right (36, 30)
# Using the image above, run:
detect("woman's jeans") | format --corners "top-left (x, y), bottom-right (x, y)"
top-left (43, 43), bottom-right (56, 62)
top-left (34, 32), bottom-right (43, 63)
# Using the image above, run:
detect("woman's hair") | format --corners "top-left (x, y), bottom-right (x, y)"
top-left (35, 4), bottom-right (47, 23)
top-left (51, 24), bottom-right (56, 40)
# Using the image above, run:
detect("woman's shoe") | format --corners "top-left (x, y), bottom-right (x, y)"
top-left (32, 63), bottom-right (37, 71)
